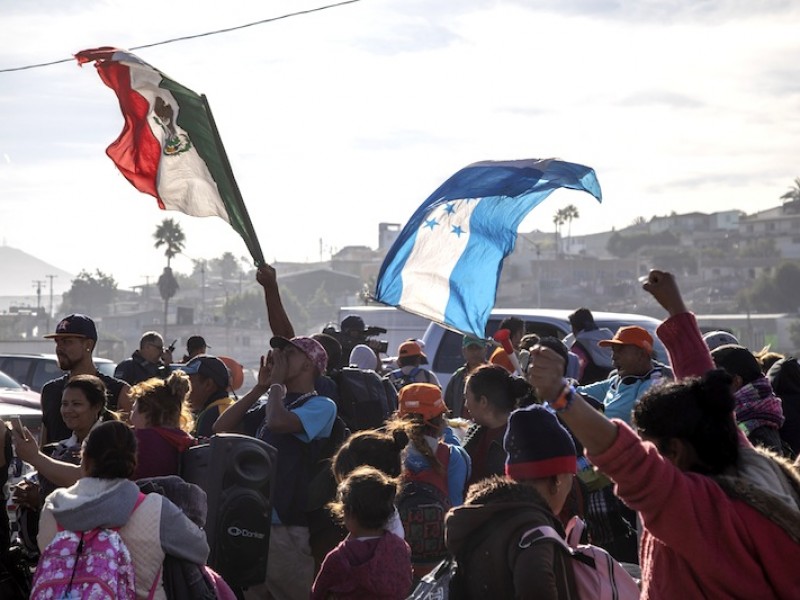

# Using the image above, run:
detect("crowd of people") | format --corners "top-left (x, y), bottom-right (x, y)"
top-left (0, 265), bottom-right (798, 600)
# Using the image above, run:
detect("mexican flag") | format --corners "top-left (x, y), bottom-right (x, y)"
top-left (75, 46), bottom-right (264, 265)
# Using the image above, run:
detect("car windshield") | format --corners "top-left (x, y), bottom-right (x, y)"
top-left (0, 370), bottom-right (24, 390)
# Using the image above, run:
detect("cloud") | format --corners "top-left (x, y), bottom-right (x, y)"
top-left (618, 90), bottom-right (705, 109)
top-left (354, 23), bottom-right (462, 55)
top-left (506, 0), bottom-right (800, 23)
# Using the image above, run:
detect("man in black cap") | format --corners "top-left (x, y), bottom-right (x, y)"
top-left (181, 354), bottom-right (233, 438)
top-left (40, 314), bottom-right (131, 445)
top-left (183, 335), bottom-right (210, 362)
top-left (331, 314), bottom-right (367, 371)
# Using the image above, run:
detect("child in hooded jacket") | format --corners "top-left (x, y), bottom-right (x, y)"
top-left (311, 466), bottom-right (412, 600)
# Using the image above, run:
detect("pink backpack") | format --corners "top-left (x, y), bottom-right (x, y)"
top-left (519, 516), bottom-right (640, 600)
top-left (31, 493), bottom-right (149, 600)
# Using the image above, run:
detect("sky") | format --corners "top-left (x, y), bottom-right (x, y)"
top-left (1, 0), bottom-right (800, 292)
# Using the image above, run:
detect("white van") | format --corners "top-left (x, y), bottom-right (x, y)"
top-left (421, 309), bottom-right (668, 389)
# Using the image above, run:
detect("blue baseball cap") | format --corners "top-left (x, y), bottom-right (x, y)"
top-left (44, 314), bottom-right (98, 341)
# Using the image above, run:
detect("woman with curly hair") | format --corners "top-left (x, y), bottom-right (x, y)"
top-left (129, 371), bottom-right (197, 479)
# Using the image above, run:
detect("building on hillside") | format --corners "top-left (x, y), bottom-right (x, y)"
top-left (497, 255), bottom-right (639, 309)
top-left (739, 201), bottom-right (800, 258)
top-left (378, 223), bottom-right (402, 252)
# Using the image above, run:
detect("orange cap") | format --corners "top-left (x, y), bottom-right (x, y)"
top-left (398, 340), bottom-right (427, 360)
top-left (398, 383), bottom-right (448, 422)
top-left (598, 326), bottom-right (653, 355)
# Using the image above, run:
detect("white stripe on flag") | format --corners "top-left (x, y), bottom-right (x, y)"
top-left (126, 61), bottom-right (230, 223)
top-left (398, 198), bottom-right (479, 322)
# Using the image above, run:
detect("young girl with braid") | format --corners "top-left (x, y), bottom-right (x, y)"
top-left (386, 383), bottom-right (470, 509)
top-left (385, 384), bottom-right (470, 580)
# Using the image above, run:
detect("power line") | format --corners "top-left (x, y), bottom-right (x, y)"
top-left (0, 0), bottom-right (361, 74)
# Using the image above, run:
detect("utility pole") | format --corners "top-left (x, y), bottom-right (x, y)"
top-left (32, 279), bottom-right (45, 314)
top-left (46, 274), bottom-right (57, 332)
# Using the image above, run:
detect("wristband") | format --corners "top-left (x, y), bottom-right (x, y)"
top-left (547, 380), bottom-right (575, 412)
top-left (268, 383), bottom-right (287, 398)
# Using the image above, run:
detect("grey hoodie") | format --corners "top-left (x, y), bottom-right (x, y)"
top-left (42, 477), bottom-right (209, 565)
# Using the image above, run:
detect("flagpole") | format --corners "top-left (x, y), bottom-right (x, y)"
top-left (200, 93), bottom-right (266, 267)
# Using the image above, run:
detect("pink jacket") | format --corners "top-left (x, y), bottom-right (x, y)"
top-left (311, 531), bottom-right (412, 600)
top-left (590, 422), bottom-right (800, 599)
top-left (655, 311), bottom-right (714, 379)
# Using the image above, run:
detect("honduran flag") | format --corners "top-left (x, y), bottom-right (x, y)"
top-left (75, 47), bottom-right (264, 265)
top-left (374, 159), bottom-right (602, 338)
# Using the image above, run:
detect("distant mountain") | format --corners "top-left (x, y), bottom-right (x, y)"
top-left (0, 245), bottom-right (74, 298)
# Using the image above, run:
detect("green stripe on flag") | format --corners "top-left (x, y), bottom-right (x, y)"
top-left (159, 76), bottom-right (265, 266)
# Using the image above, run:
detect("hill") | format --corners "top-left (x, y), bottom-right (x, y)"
top-left (0, 245), bottom-right (74, 299)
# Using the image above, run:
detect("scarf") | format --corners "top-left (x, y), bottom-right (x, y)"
top-left (735, 376), bottom-right (785, 435)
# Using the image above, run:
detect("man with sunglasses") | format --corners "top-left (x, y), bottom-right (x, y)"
top-left (114, 330), bottom-right (173, 385)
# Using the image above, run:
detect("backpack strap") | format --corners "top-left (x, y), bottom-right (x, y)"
top-left (146, 565), bottom-right (163, 600)
top-left (205, 396), bottom-right (235, 415)
top-left (133, 491), bottom-right (147, 511)
top-left (564, 516), bottom-right (586, 548)
top-left (403, 443), bottom-right (452, 498)
top-left (519, 525), bottom-right (572, 553)
top-left (518, 525), bottom-right (583, 600)
top-left (134, 491), bottom-right (162, 600)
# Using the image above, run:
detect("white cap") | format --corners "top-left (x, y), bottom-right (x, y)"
top-left (702, 330), bottom-right (740, 351)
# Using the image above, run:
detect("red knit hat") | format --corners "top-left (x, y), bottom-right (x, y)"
top-left (504, 404), bottom-right (577, 480)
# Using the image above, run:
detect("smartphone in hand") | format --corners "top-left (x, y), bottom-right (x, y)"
top-left (8, 415), bottom-right (23, 435)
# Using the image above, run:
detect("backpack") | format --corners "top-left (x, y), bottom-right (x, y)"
top-left (397, 443), bottom-right (452, 577)
top-left (135, 477), bottom-right (218, 600)
top-left (407, 505), bottom-right (536, 600)
top-left (31, 493), bottom-right (148, 600)
top-left (519, 517), bottom-right (640, 600)
top-left (335, 367), bottom-right (395, 431)
top-left (387, 366), bottom-right (433, 392)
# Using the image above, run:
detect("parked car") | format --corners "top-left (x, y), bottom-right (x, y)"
top-left (421, 309), bottom-right (668, 389)
top-left (0, 368), bottom-right (42, 442)
top-left (0, 353), bottom-right (117, 393)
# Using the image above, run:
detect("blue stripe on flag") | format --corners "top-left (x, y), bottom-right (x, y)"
top-left (375, 159), bottom-right (602, 337)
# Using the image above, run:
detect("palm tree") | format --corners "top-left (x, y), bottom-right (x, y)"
top-left (780, 177), bottom-right (800, 203)
top-left (153, 218), bottom-right (185, 335)
top-left (553, 209), bottom-right (566, 257)
top-left (562, 204), bottom-right (580, 249)
top-left (153, 217), bottom-right (186, 268)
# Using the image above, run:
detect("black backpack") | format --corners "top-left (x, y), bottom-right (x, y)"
top-left (335, 367), bottom-right (396, 431)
